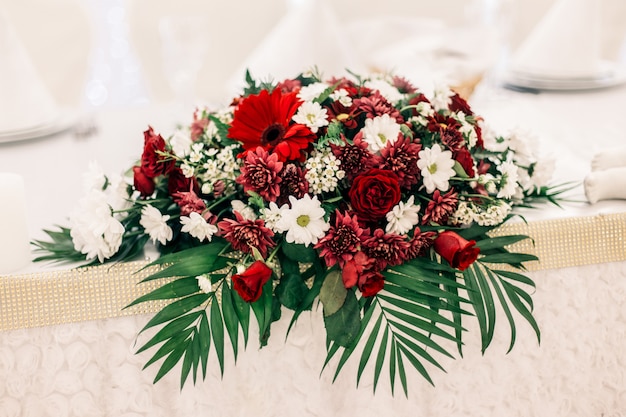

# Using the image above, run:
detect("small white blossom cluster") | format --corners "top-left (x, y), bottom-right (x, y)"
top-left (304, 148), bottom-right (345, 194)
top-left (409, 101), bottom-right (435, 127)
top-left (453, 111), bottom-right (479, 149)
top-left (195, 144), bottom-right (240, 195)
top-left (450, 200), bottom-right (512, 227)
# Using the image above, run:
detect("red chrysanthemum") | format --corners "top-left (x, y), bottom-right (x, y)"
top-left (218, 211), bottom-right (275, 258)
top-left (278, 163), bottom-right (309, 206)
top-left (325, 101), bottom-right (360, 129)
top-left (354, 91), bottom-right (404, 123)
top-left (449, 92), bottom-right (474, 115)
top-left (422, 189), bottom-right (459, 225)
top-left (392, 75), bottom-right (417, 94)
top-left (236, 146), bottom-right (283, 202)
top-left (329, 134), bottom-right (375, 180)
top-left (172, 188), bottom-right (206, 216)
top-left (373, 136), bottom-right (422, 189)
top-left (276, 78), bottom-right (302, 94)
top-left (406, 230), bottom-right (436, 259)
top-left (326, 77), bottom-right (371, 98)
top-left (362, 228), bottom-right (410, 270)
top-left (315, 210), bottom-right (369, 268)
top-left (227, 88), bottom-right (316, 162)
top-left (190, 108), bottom-right (209, 141)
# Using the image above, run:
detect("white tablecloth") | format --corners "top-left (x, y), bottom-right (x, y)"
top-left (1, 81), bottom-right (626, 416)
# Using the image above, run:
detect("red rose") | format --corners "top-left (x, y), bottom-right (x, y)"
top-left (141, 126), bottom-right (173, 178)
top-left (433, 230), bottom-right (480, 271)
top-left (349, 168), bottom-right (401, 222)
top-left (358, 270), bottom-right (385, 297)
top-left (232, 261), bottom-right (273, 303)
top-left (133, 166), bottom-right (155, 197)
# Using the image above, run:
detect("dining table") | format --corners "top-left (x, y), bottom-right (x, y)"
top-left (0, 76), bottom-right (625, 417)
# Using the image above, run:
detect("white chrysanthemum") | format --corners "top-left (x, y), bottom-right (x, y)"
top-left (261, 202), bottom-right (286, 233)
top-left (196, 274), bottom-right (212, 294)
top-left (297, 82), bottom-right (328, 102)
top-left (82, 161), bottom-right (107, 191)
top-left (231, 200), bottom-right (257, 220)
top-left (385, 195), bottom-right (421, 235)
top-left (431, 84), bottom-right (454, 111)
top-left (106, 173), bottom-right (131, 214)
top-left (276, 194), bottom-right (329, 247)
top-left (361, 114), bottom-right (401, 152)
top-left (454, 112), bottom-right (479, 149)
top-left (180, 212), bottom-right (218, 242)
top-left (292, 101), bottom-right (329, 133)
top-left (170, 129), bottom-right (193, 157)
top-left (529, 157), bottom-right (555, 189)
top-left (140, 205), bottom-right (173, 245)
top-left (417, 144), bottom-right (456, 194)
top-left (365, 78), bottom-right (404, 103)
top-left (330, 88), bottom-right (352, 107)
top-left (70, 190), bottom-right (124, 262)
top-left (496, 160), bottom-right (520, 199)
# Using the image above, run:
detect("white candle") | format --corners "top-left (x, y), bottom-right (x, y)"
top-left (0, 173), bottom-right (31, 274)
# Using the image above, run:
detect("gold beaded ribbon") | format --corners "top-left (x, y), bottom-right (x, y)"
top-left (1, 213), bottom-right (625, 331)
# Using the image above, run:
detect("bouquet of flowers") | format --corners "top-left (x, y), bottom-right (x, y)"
top-left (35, 69), bottom-right (564, 394)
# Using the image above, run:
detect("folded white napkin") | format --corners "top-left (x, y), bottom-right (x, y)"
top-left (510, 0), bottom-right (604, 79)
top-left (0, 12), bottom-right (60, 132)
top-left (584, 147), bottom-right (626, 203)
top-left (227, 0), bottom-right (364, 94)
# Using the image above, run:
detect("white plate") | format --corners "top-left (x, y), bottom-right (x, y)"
top-left (0, 110), bottom-right (76, 143)
top-left (503, 61), bottom-right (626, 91)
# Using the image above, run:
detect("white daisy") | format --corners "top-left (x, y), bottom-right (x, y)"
top-left (140, 205), bottom-right (173, 245)
top-left (180, 212), bottom-right (218, 242)
top-left (417, 144), bottom-right (456, 194)
top-left (276, 194), bottom-right (329, 247)
top-left (297, 82), bottom-right (328, 102)
top-left (385, 195), bottom-right (421, 235)
top-left (330, 89), bottom-right (352, 107)
top-left (360, 114), bottom-right (401, 152)
top-left (292, 101), bottom-right (329, 133)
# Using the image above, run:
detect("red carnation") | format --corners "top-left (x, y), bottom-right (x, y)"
top-left (141, 126), bottom-right (173, 178)
top-left (433, 230), bottom-right (480, 271)
top-left (132, 166), bottom-right (155, 197)
top-left (227, 88), bottom-right (316, 162)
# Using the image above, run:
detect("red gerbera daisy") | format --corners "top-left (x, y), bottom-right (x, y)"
top-left (227, 88), bottom-right (316, 162)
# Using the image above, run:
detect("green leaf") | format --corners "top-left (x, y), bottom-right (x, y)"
top-left (356, 313), bottom-right (383, 386)
top-left (377, 293), bottom-right (464, 330)
top-left (383, 271), bottom-right (468, 303)
top-left (492, 269), bottom-right (536, 288)
top-left (373, 327), bottom-right (389, 393)
top-left (198, 312), bottom-right (211, 379)
top-left (275, 258), bottom-right (309, 310)
top-left (389, 339), bottom-right (397, 395)
top-left (472, 264), bottom-right (497, 352)
top-left (143, 327), bottom-right (194, 370)
top-left (140, 241), bottom-right (229, 281)
top-left (501, 280), bottom-right (541, 344)
top-left (126, 276), bottom-right (200, 308)
top-left (323, 290), bottom-right (361, 347)
top-left (485, 268), bottom-right (518, 353)
top-left (210, 297), bottom-right (225, 376)
top-left (397, 344), bottom-right (434, 386)
top-left (231, 285), bottom-right (251, 347)
top-left (136, 311), bottom-right (202, 354)
top-left (475, 235), bottom-right (532, 251)
top-left (250, 277), bottom-right (274, 347)
top-left (154, 342), bottom-right (188, 384)
top-left (220, 282), bottom-right (240, 361)
top-left (319, 270), bottom-right (347, 317)
top-left (180, 338), bottom-right (195, 389)
top-left (396, 348), bottom-right (408, 397)
top-left (463, 266), bottom-right (489, 352)
top-left (479, 253), bottom-right (539, 265)
top-left (140, 293), bottom-right (209, 333)
top-left (281, 241), bottom-right (318, 263)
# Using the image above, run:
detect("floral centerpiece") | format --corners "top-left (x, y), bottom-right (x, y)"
top-left (35, 69), bottom-right (564, 394)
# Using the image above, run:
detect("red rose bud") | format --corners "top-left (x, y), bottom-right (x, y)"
top-left (132, 166), bottom-right (155, 197)
top-left (433, 230), bottom-right (480, 271)
top-left (232, 260), bottom-right (273, 303)
top-left (348, 168), bottom-right (401, 222)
